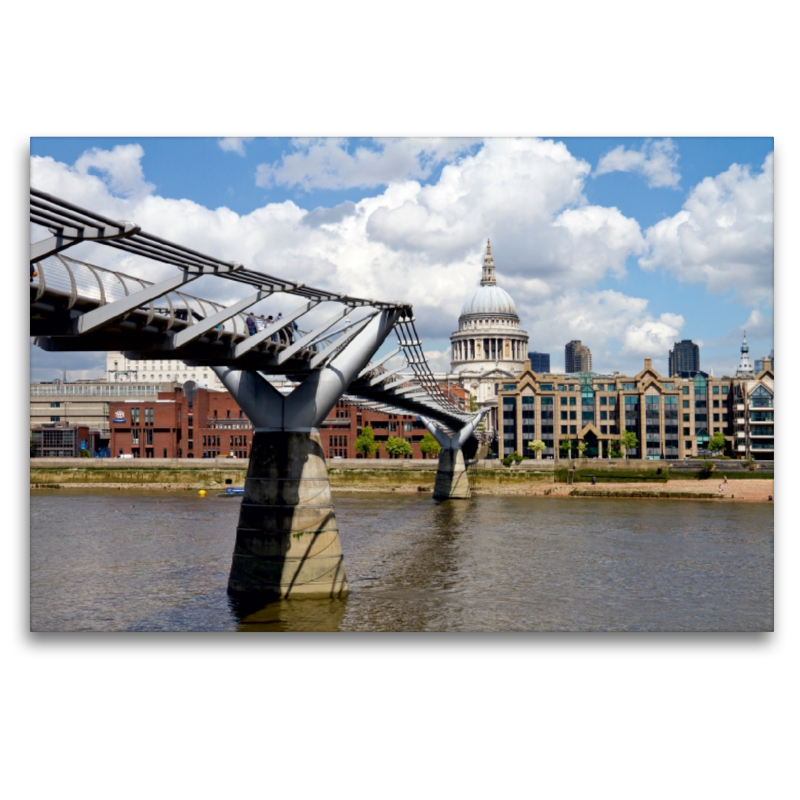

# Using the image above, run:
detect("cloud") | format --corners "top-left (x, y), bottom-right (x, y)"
top-left (30, 140), bottom-right (677, 376)
top-left (218, 137), bottom-right (254, 156)
top-left (519, 290), bottom-right (684, 375)
top-left (639, 153), bottom-right (774, 307)
top-left (255, 137), bottom-right (479, 190)
top-left (67, 144), bottom-right (155, 200)
top-left (741, 307), bottom-right (773, 339)
top-left (595, 138), bottom-right (681, 188)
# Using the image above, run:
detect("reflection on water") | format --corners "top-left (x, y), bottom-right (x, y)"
top-left (30, 489), bottom-right (773, 632)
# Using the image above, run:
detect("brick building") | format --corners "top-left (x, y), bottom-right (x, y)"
top-left (109, 386), bottom-right (437, 460)
top-left (321, 401), bottom-right (433, 459)
top-left (109, 386), bottom-right (253, 459)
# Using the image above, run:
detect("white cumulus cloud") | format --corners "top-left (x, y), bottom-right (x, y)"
top-left (595, 138), bottom-right (681, 188)
top-left (218, 137), bottom-right (254, 156)
top-left (255, 137), bottom-right (479, 191)
top-left (639, 153), bottom-right (773, 307)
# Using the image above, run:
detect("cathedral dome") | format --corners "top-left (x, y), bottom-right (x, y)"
top-left (458, 239), bottom-right (519, 319)
top-left (459, 284), bottom-right (518, 317)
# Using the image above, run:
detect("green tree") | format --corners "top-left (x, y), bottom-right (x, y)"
top-left (708, 432), bottom-right (727, 453)
top-left (577, 441), bottom-right (587, 458)
top-left (620, 430), bottom-right (638, 459)
top-left (559, 439), bottom-right (572, 460)
top-left (385, 436), bottom-right (413, 459)
top-left (469, 394), bottom-right (478, 412)
top-left (608, 440), bottom-right (622, 459)
top-left (526, 439), bottom-right (546, 459)
top-left (354, 426), bottom-right (380, 458)
top-left (419, 432), bottom-right (441, 459)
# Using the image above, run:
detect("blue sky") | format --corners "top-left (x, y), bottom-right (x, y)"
top-left (30, 136), bottom-right (774, 381)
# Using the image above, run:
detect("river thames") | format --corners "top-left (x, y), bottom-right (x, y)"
top-left (30, 490), bottom-right (773, 632)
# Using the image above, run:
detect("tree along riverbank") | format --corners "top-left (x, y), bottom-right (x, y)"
top-left (30, 458), bottom-right (773, 501)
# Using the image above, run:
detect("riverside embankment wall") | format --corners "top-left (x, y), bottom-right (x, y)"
top-left (30, 457), bottom-right (773, 490)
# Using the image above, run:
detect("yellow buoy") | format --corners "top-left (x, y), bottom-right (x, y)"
top-left (198, 489), bottom-right (206, 497)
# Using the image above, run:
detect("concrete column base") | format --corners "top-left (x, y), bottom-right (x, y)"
top-left (228, 430), bottom-right (348, 600)
top-left (433, 448), bottom-right (471, 500)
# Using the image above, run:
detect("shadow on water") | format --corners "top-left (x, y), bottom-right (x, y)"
top-left (228, 497), bottom-right (472, 631)
top-left (230, 594), bottom-right (347, 632)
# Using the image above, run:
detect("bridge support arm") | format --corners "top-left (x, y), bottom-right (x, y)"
top-left (211, 308), bottom-right (400, 601)
top-left (419, 409), bottom-right (488, 500)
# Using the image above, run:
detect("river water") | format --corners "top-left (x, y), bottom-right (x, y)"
top-left (30, 490), bottom-right (773, 632)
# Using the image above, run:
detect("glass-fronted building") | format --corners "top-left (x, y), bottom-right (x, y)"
top-left (497, 356), bottom-right (774, 460)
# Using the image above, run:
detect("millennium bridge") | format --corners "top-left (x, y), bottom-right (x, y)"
top-left (30, 188), bottom-right (486, 600)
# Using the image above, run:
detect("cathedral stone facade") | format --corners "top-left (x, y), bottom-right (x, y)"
top-left (450, 240), bottom-right (528, 430)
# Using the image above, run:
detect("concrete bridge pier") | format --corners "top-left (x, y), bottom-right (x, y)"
top-left (213, 309), bottom-right (399, 600)
top-left (420, 410), bottom-right (488, 501)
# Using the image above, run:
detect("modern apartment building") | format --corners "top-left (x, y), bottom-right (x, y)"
top-left (668, 339), bottom-right (700, 378)
top-left (527, 352), bottom-right (550, 373)
top-left (564, 340), bottom-right (592, 373)
top-left (497, 356), bottom-right (774, 461)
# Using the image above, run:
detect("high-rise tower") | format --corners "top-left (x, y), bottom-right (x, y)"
top-left (565, 340), bottom-right (592, 373)
top-left (668, 339), bottom-right (700, 378)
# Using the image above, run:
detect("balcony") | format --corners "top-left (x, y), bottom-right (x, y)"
top-left (736, 404), bottom-right (745, 411)
top-left (735, 417), bottom-right (745, 425)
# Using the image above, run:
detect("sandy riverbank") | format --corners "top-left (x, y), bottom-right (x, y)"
top-left (471, 478), bottom-right (774, 502)
top-left (30, 478), bottom-right (774, 502)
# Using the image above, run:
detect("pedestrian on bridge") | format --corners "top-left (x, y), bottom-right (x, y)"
top-left (246, 312), bottom-right (257, 336)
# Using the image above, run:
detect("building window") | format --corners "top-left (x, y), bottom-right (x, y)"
top-left (561, 425), bottom-right (567, 434)
top-left (226, 410), bottom-right (231, 418)
top-left (132, 408), bottom-right (140, 424)
top-left (600, 411), bottom-right (607, 420)
top-left (569, 411), bottom-right (576, 420)
top-left (50, 402), bottom-right (60, 408)
top-left (560, 411), bottom-right (567, 420)
top-left (50, 416), bottom-right (60, 422)
top-left (683, 387), bottom-right (689, 395)
top-left (569, 397), bottom-right (576, 406)
top-left (600, 397), bottom-right (607, 406)
top-left (713, 414), bottom-right (719, 422)
top-left (560, 397), bottom-right (567, 406)
top-left (570, 425), bottom-right (576, 434)
top-left (722, 386), bottom-right (728, 395)
top-left (712, 386), bottom-right (719, 394)
top-left (132, 429), bottom-right (140, 444)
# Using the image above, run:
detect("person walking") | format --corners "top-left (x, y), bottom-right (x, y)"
top-left (246, 313), bottom-right (257, 336)
top-left (256, 315), bottom-right (265, 332)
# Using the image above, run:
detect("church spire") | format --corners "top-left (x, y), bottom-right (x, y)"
top-left (736, 330), bottom-right (754, 376)
top-left (481, 238), bottom-right (496, 286)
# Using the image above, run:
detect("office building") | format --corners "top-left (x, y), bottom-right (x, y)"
top-left (497, 353), bottom-right (773, 461)
top-left (668, 339), bottom-right (700, 378)
top-left (528, 352), bottom-right (550, 373)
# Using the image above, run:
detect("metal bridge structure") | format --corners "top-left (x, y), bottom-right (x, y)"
top-left (30, 188), bottom-right (484, 600)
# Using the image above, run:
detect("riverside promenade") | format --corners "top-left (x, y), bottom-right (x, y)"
top-left (30, 457), bottom-right (774, 501)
